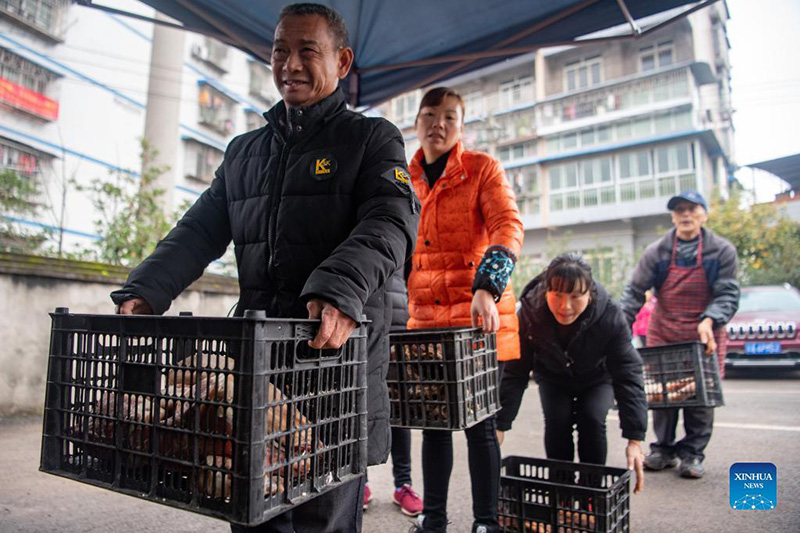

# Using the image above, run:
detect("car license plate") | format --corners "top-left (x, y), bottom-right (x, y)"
top-left (744, 342), bottom-right (782, 355)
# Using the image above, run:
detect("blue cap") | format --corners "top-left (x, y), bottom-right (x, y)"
top-left (667, 190), bottom-right (707, 211)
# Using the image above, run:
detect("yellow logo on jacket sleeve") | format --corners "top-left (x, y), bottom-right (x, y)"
top-left (394, 168), bottom-right (410, 185)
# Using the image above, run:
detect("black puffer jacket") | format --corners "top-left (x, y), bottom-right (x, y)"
top-left (497, 275), bottom-right (647, 441)
top-left (111, 88), bottom-right (419, 465)
top-left (387, 268), bottom-right (410, 333)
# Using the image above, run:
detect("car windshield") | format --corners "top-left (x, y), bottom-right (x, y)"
top-left (739, 288), bottom-right (800, 312)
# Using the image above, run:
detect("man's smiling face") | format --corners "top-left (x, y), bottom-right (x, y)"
top-left (271, 14), bottom-right (352, 108)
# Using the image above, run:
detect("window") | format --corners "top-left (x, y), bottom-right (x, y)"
top-left (546, 136), bottom-right (560, 155)
top-left (191, 37), bottom-right (230, 72)
top-left (654, 142), bottom-right (695, 197)
top-left (499, 76), bottom-right (533, 109)
top-left (0, 140), bottom-right (46, 177)
top-left (0, 47), bottom-right (60, 120)
top-left (549, 163), bottom-right (580, 211)
top-left (392, 91), bottom-right (419, 125)
top-left (550, 156), bottom-right (615, 211)
top-left (463, 91), bottom-right (486, 120)
top-left (1, 0), bottom-right (68, 37)
top-left (184, 140), bottom-right (224, 184)
top-left (245, 110), bottom-right (265, 131)
top-left (618, 149), bottom-right (654, 202)
top-left (616, 121), bottom-right (632, 140)
top-left (562, 133), bottom-right (577, 150)
top-left (564, 56), bottom-right (602, 92)
top-left (654, 113), bottom-right (672, 134)
top-left (0, 47), bottom-right (58, 95)
top-left (640, 41), bottom-right (674, 72)
top-left (248, 61), bottom-right (274, 104)
top-left (497, 142), bottom-right (532, 163)
top-left (510, 165), bottom-right (540, 215)
top-left (546, 125), bottom-right (613, 156)
top-left (654, 143), bottom-right (693, 174)
top-left (198, 84), bottom-right (236, 135)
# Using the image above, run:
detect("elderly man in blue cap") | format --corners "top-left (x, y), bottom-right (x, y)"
top-left (620, 190), bottom-right (740, 479)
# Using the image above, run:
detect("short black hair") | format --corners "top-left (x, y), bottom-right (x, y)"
top-left (543, 253), bottom-right (594, 295)
top-left (278, 3), bottom-right (350, 48)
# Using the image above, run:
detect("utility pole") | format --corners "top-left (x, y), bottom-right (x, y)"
top-left (142, 12), bottom-right (185, 215)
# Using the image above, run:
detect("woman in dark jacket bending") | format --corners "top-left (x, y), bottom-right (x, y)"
top-left (497, 253), bottom-right (647, 492)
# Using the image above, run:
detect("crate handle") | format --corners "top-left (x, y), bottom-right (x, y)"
top-left (292, 323), bottom-right (344, 366)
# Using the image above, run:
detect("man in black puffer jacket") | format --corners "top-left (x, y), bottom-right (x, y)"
top-left (111, 4), bottom-right (419, 532)
top-left (497, 255), bottom-right (647, 492)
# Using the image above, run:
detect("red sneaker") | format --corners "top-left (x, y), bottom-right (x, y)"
top-left (392, 484), bottom-right (423, 516)
top-left (363, 483), bottom-right (373, 511)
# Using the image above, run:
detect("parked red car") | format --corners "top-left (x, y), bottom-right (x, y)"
top-left (725, 284), bottom-right (800, 369)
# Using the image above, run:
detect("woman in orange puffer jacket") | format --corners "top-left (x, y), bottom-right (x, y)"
top-left (407, 87), bottom-right (523, 533)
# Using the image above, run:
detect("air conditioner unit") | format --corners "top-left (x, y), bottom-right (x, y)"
top-left (191, 43), bottom-right (209, 61)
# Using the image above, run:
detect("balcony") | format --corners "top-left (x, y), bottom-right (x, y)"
top-left (537, 65), bottom-right (703, 136)
top-left (0, 0), bottom-right (69, 41)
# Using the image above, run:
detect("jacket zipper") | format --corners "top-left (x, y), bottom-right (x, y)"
top-left (267, 133), bottom-right (291, 314)
top-left (538, 312), bottom-right (593, 372)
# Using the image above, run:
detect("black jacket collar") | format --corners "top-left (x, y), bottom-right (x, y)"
top-left (264, 87), bottom-right (347, 142)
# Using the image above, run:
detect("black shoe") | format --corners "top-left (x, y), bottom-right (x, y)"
top-left (679, 457), bottom-right (705, 479)
top-left (409, 515), bottom-right (448, 533)
top-left (643, 451), bottom-right (679, 471)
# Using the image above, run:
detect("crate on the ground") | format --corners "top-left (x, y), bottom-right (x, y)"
top-left (387, 327), bottom-right (499, 430)
top-left (639, 341), bottom-right (724, 409)
top-left (40, 308), bottom-right (368, 526)
top-left (498, 456), bottom-right (631, 533)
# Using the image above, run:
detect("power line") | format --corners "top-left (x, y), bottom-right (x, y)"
top-left (0, 44), bottom-right (278, 103)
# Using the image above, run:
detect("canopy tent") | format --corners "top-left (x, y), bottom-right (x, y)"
top-left (747, 154), bottom-right (800, 193)
top-left (79, 0), bottom-right (715, 108)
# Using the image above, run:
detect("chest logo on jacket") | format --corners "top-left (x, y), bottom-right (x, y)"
top-left (310, 155), bottom-right (338, 180)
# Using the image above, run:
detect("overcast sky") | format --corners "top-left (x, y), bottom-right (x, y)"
top-left (727, 0), bottom-right (800, 199)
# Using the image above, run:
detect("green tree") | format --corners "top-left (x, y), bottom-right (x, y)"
top-left (706, 189), bottom-right (800, 288)
top-left (75, 139), bottom-right (173, 267)
top-left (0, 169), bottom-right (50, 253)
top-left (510, 232), bottom-right (572, 299)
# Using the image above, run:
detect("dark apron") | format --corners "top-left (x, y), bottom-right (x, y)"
top-left (647, 234), bottom-right (727, 377)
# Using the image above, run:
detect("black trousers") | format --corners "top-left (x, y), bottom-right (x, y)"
top-left (230, 476), bottom-right (365, 533)
top-left (537, 379), bottom-right (615, 465)
top-left (421, 417), bottom-right (501, 531)
top-left (419, 362), bottom-right (505, 532)
top-left (391, 426), bottom-right (413, 487)
top-left (651, 407), bottom-right (714, 462)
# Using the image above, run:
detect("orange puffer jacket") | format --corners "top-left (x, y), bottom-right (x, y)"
top-left (407, 141), bottom-right (523, 361)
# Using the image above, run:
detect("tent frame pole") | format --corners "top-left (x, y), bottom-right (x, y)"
top-left (615, 0), bottom-right (642, 36)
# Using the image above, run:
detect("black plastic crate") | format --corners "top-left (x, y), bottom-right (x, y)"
top-left (639, 342), bottom-right (724, 409)
top-left (498, 456), bottom-right (631, 533)
top-left (387, 327), bottom-right (499, 430)
top-left (40, 308), bottom-right (367, 526)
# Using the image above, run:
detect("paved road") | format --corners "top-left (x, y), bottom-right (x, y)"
top-left (1, 371), bottom-right (797, 532)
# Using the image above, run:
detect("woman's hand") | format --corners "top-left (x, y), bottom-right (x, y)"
top-left (496, 430), bottom-right (505, 446)
top-left (626, 440), bottom-right (645, 494)
top-left (471, 289), bottom-right (500, 333)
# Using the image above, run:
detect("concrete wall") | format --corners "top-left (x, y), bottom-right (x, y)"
top-left (0, 253), bottom-right (238, 415)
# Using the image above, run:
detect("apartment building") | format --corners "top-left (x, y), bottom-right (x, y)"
top-left (0, 0), bottom-right (279, 259)
top-left (381, 4), bottom-right (734, 280)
